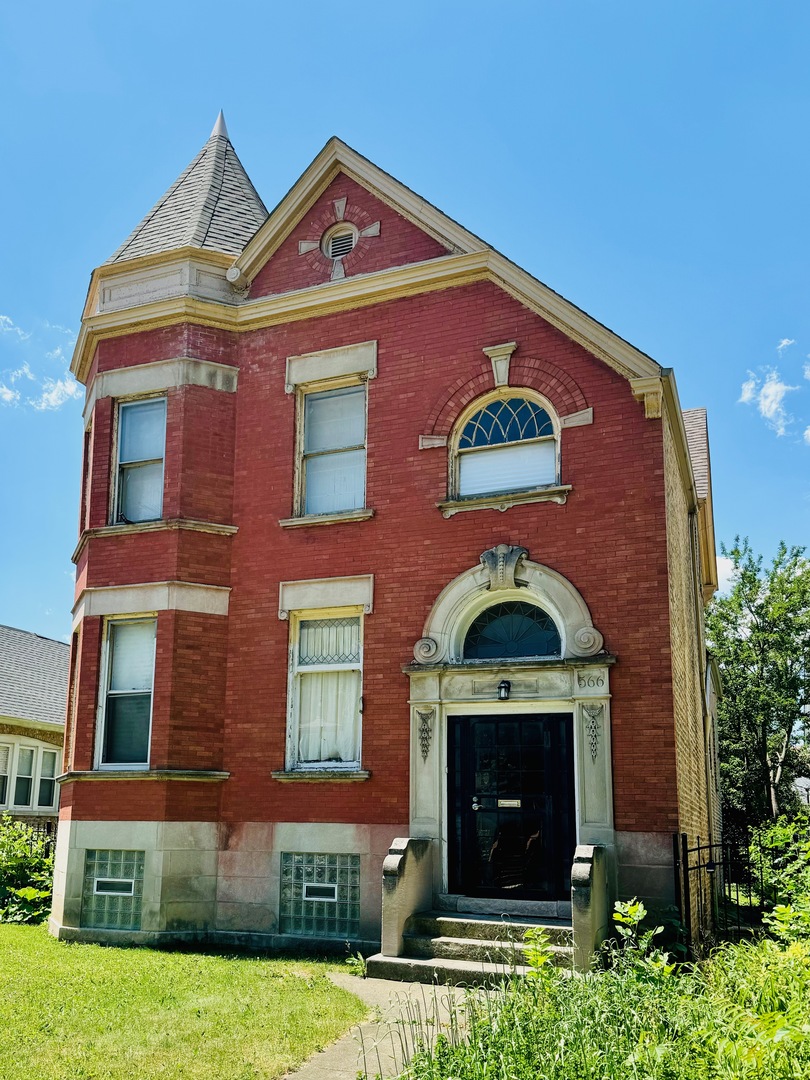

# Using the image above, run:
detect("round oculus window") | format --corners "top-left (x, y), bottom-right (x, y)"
top-left (321, 223), bottom-right (358, 260)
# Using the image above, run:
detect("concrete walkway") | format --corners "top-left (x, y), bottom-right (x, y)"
top-left (282, 972), bottom-right (467, 1080)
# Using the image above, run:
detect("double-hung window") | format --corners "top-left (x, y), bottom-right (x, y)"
top-left (301, 385), bottom-right (366, 516)
top-left (0, 743), bottom-right (60, 811)
top-left (99, 619), bottom-right (156, 768)
top-left (288, 614), bottom-right (363, 769)
top-left (116, 398), bottom-right (166, 523)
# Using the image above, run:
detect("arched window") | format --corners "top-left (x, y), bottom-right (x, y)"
top-left (455, 394), bottom-right (558, 498)
top-left (463, 601), bottom-right (561, 660)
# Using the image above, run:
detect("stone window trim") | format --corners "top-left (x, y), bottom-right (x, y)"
top-left (72, 581), bottom-right (231, 632)
top-left (278, 574), bottom-right (374, 621)
top-left (444, 387), bottom-right (565, 514)
top-left (59, 769), bottom-right (230, 783)
top-left (270, 769), bottom-right (371, 782)
top-left (94, 616), bottom-right (157, 772)
top-left (72, 519), bottom-right (238, 565)
top-left (83, 357), bottom-right (239, 423)
top-left (284, 340), bottom-right (377, 395)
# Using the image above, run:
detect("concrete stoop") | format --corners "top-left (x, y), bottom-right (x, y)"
top-left (366, 911), bottom-right (573, 986)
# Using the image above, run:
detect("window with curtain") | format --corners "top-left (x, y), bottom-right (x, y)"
top-left (301, 385), bottom-right (366, 515)
top-left (456, 395), bottom-right (557, 498)
top-left (116, 398), bottom-right (166, 523)
top-left (38, 750), bottom-right (59, 807)
top-left (100, 619), bottom-right (156, 767)
top-left (290, 616), bottom-right (362, 767)
top-left (14, 747), bottom-right (34, 806)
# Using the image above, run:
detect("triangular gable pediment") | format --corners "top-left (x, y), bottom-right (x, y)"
top-left (248, 171), bottom-right (456, 298)
top-left (232, 138), bottom-right (488, 294)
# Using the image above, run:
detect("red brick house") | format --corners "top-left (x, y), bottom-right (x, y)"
top-left (51, 116), bottom-right (719, 968)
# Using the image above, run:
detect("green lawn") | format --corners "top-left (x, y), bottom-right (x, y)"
top-left (0, 925), bottom-right (367, 1080)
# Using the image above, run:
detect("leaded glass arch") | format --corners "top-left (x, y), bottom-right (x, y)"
top-left (463, 601), bottom-right (561, 660)
top-left (459, 398), bottom-right (554, 449)
top-left (455, 395), bottom-right (558, 498)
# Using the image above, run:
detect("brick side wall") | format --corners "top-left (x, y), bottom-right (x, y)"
top-left (663, 409), bottom-right (711, 928)
top-left (249, 172), bottom-right (449, 299)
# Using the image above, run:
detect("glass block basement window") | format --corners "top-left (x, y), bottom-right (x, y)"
top-left (280, 852), bottom-right (360, 938)
top-left (81, 849), bottom-right (145, 931)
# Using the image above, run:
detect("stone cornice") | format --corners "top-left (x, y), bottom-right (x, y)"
top-left (71, 248), bottom-right (662, 391)
top-left (71, 518), bottom-right (238, 564)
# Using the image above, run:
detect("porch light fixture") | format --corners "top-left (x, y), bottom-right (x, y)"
top-left (497, 680), bottom-right (511, 701)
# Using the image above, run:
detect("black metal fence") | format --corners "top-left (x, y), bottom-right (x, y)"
top-left (673, 824), bottom-right (810, 953)
top-left (25, 819), bottom-right (57, 858)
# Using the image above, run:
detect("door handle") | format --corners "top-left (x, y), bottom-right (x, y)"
top-left (471, 798), bottom-right (482, 811)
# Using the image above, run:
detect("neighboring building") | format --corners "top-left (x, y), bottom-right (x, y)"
top-left (0, 625), bottom-right (68, 826)
top-left (51, 115), bottom-right (719, 957)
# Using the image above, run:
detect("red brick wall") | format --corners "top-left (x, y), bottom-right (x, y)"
top-left (71, 278), bottom-right (678, 835)
top-left (250, 173), bottom-right (449, 299)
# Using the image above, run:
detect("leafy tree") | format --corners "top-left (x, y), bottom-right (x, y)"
top-left (707, 538), bottom-right (810, 833)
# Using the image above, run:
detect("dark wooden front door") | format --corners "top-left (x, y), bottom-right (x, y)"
top-left (448, 714), bottom-right (576, 901)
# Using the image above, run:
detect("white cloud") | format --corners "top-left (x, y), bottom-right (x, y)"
top-left (804, 360), bottom-right (810, 381)
top-left (739, 368), bottom-right (798, 436)
top-left (45, 347), bottom-right (64, 363)
top-left (0, 314), bottom-right (30, 341)
top-left (9, 361), bottom-right (34, 383)
top-left (777, 338), bottom-right (796, 355)
top-left (28, 375), bottom-right (83, 411)
top-left (804, 426), bottom-right (810, 446)
top-left (739, 373), bottom-right (757, 404)
top-left (0, 383), bottom-right (20, 405)
top-left (716, 556), bottom-right (737, 594)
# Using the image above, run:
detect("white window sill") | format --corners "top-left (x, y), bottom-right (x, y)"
top-left (278, 508), bottom-right (375, 529)
top-left (437, 485), bottom-right (572, 518)
top-left (271, 769), bottom-right (371, 782)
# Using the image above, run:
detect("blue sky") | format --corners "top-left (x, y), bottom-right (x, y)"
top-left (1, 1), bottom-right (809, 641)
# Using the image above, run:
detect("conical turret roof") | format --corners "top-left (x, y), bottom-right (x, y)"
top-left (106, 113), bottom-right (269, 263)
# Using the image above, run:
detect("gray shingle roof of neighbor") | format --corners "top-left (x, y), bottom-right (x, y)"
top-left (106, 112), bottom-right (269, 263)
top-left (682, 407), bottom-right (710, 500)
top-left (0, 625), bottom-right (70, 728)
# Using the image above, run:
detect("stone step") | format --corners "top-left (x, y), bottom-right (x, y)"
top-left (403, 933), bottom-right (573, 967)
top-left (405, 910), bottom-right (573, 946)
top-left (365, 951), bottom-right (534, 987)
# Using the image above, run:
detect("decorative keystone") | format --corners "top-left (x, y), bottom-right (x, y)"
top-left (479, 543), bottom-right (528, 590)
top-left (482, 341), bottom-right (517, 387)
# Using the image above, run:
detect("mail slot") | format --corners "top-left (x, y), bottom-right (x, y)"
top-left (497, 798), bottom-right (521, 809)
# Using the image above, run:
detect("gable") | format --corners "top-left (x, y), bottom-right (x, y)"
top-left (249, 173), bottom-right (450, 299)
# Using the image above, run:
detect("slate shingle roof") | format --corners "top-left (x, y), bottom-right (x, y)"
top-left (682, 407), bottom-right (710, 500)
top-left (0, 625), bottom-right (70, 728)
top-left (107, 114), bottom-right (269, 263)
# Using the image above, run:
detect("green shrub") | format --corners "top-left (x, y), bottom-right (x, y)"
top-left (749, 812), bottom-right (810, 905)
top-left (395, 901), bottom-right (810, 1080)
top-left (0, 815), bottom-right (54, 924)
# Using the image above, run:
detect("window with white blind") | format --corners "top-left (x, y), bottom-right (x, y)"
top-left (288, 615), bottom-right (362, 769)
top-left (454, 394), bottom-right (559, 498)
top-left (0, 742), bottom-right (59, 812)
top-left (98, 619), bottom-right (156, 768)
top-left (115, 398), bottom-right (166, 523)
top-left (300, 385), bottom-right (366, 516)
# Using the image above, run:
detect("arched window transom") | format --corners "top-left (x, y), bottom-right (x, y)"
top-left (463, 601), bottom-right (561, 660)
top-left (456, 395), bottom-right (557, 497)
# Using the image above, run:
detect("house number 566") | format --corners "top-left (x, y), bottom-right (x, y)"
top-left (577, 674), bottom-right (605, 688)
